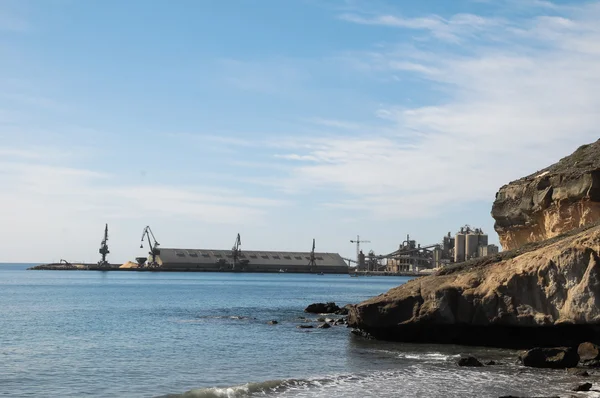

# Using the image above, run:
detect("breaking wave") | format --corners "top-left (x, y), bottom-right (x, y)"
top-left (156, 365), bottom-right (581, 398)
top-left (157, 378), bottom-right (311, 398)
top-left (157, 373), bottom-right (382, 398)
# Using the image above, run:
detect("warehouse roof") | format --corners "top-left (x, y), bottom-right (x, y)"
top-left (156, 248), bottom-right (347, 267)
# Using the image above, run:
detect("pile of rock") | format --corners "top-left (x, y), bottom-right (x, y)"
top-left (304, 302), bottom-right (351, 315)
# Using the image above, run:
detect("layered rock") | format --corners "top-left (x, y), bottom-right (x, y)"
top-left (347, 224), bottom-right (600, 348)
top-left (492, 140), bottom-right (600, 251)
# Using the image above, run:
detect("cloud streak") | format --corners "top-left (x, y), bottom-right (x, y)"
top-left (339, 12), bottom-right (506, 42)
top-left (271, 1), bottom-right (600, 219)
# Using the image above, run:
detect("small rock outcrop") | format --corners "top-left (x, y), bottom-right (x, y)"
top-left (318, 323), bottom-right (331, 329)
top-left (573, 382), bottom-right (593, 392)
top-left (305, 302), bottom-right (340, 314)
top-left (336, 305), bottom-right (352, 316)
top-left (457, 356), bottom-right (484, 367)
top-left (567, 368), bottom-right (590, 377)
top-left (519, 347), bottom-right (580, 369)
top-left (492, 140), bottom-right (600, 251)
top-left (267, 320), bottom-right (278, 325)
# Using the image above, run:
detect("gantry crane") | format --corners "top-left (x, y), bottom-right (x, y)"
top-left (98, 224), bottom-right (110, 268)
top-left (140, 226), bottom-right (161, 268)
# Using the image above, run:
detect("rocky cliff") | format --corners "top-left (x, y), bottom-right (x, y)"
top-left (492, 140), bottom-right (600, 251)
top-left (348, 223), bottom-right (600, 348)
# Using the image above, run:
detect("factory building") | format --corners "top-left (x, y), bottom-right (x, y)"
top-left (146, 248), bottom-right (349, 274)
top-left (453, 226), bottom-right (498, 263)
top-left (385, 235), bottom-right (436, 272)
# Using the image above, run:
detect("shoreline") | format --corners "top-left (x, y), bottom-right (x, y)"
top-left (27, 263), bottom-right (429, 276)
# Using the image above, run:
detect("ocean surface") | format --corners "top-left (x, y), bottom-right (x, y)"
top-left (0, 263), bottom-right (594, 398)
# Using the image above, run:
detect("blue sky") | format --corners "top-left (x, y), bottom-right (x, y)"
top-left (1, 0), bottom-right (599, 263)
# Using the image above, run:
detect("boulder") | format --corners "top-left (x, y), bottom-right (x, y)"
top-left (305, 302), bottom-right (340, 314)
top-left (578, 342), bottom-right (600, 360)
top-left (297, 325), bottom-right (314, 329)
top-left (336, 305), bottom-right (352, 315)
top-left (581, 359), bottom-right (600, 367)
top-left (347, 223), bottom-right (600, 348)
top-left (457, 356), bottom-right (484, 367)
top-left (492, 140), bottom-right (600, 251)
top-left (318, 323), bottom-right (331, 329)
top-left (485, 360), bottom-right (498, 366)
top-left (267, 320), bottom-right (278, 325)
top-left (573, 382), bottom-right (592, 392)
top-left (567, 368), bottom-right (589, 377)
top-left (520, 347), bottom-right (579, 369)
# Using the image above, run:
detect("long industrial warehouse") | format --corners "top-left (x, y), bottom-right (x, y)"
top-left (150, 248), bottom-right (349, 273)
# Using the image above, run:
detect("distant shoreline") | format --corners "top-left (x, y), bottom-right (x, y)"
top-left (26, 262), bottom-right (426, 276)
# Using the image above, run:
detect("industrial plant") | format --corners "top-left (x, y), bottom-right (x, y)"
top-left (31, 224), bottom-right (500, 275)
top-left (355, 225), bottom-right (499, 273)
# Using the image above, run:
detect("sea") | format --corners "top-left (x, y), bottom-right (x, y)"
top-left (0, 263), bottom-right (595, 398)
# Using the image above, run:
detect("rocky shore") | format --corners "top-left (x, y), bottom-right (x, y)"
top-left (348, 139), bottom-right (600, 351)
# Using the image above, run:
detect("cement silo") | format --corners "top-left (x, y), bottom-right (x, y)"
top-left (465, 232), bottom-right (479, 260)
top-left (454, 232), bottom-right (466, 263)
top-left (478, 232), bottom-right (489, 248)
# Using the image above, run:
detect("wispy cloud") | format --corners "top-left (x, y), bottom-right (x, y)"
top-left (269, 1), bottom-right (600, 219)
top-left (339, 12), bottom-right (506, 42)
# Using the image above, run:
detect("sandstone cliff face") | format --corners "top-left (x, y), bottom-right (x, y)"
top-left (492, 140), bottom-right (600, 251)
top-left (348, 224), bottom-right (600, 348)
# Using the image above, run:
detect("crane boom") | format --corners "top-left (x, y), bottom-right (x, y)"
top-left (98, 223), bottom-right (110, 267)
top-left (350, 235), bottom-right (371, 266)
top-left (308, 238), bottom-right (317, 272)
top-left (140, 226), bottom-right (161, 267)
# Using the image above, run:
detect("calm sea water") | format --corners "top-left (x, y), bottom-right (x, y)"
top-left (0, 264), bottom-right (592, 398)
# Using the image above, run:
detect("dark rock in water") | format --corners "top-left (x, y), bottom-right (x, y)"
top-left (581, 359), bottom-right (600, 367)
top-left (267, 320), bottom-right (278, 325)
top-left (317, 317), bottom-right (326, 322)
top-left (578, 342), bottom-right (600, 361)
top-left (457, 356), bottom-right (484, 367)
top-left (485, 360), bottom-right (498, 366)
top-left (336, 305), bottom-right (352, 315)
top-left (567, 368), bottom-right (589, 377)
top-left (351, 329), bottom-right (373, 339)
top-left (520, 347), bottom-right (579, 369)
top-left (318, 323), bottom-right (331, 329)
top-left (305, 302), bottom-right (340, 314)
top-left (573, 382), bottom-right (592, 392)
top-left (297, 325), bottom-right (314, 329)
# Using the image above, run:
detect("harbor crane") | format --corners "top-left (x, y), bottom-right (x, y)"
top-left (350, 235), bottom-right (370, 267)
top-left (231, 233), bottom-right (241, 270)
top-left (308, 238), bottom-right (317, 273)
top-left (230, 233), bottom-right (249, 271)
top-left (140, 226), bottom-right (161, 268)
top-left (98, 223), bottom-right (110, 268)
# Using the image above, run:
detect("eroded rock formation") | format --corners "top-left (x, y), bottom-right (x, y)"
top-left (492, 140), bottom-right (600, 251)
top-left (347, 223), bottom-right (600, 348)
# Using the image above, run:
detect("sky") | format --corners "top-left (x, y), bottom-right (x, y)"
top-left (1, 0), bottom-right (599, 263)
